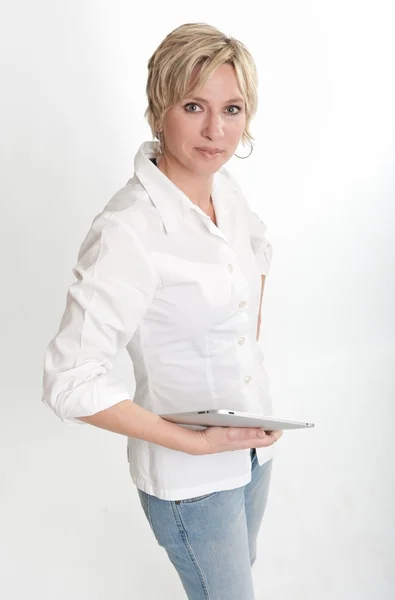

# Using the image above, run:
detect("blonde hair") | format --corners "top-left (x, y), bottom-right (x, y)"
top-left (145, 23), bottom-right (258, 146)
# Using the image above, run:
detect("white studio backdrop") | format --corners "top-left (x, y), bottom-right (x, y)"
top-left (1, 1), bottom-right (394, 599)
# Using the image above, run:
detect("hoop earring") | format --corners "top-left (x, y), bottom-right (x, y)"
top-left (234, 139), bottom-right (253, 159)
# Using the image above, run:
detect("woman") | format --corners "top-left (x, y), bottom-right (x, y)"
top-left (42, 22), bottom-right (283, 600)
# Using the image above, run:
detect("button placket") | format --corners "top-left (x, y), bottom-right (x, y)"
top-left (226, 261), bottom-right (253, 388)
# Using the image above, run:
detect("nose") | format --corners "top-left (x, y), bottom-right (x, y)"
top-left (201, 111), bottom-right (225, 141)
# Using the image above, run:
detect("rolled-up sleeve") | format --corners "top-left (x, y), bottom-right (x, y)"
top-left (42, 213), bottom-right (157, 425)
top-left (247, 209), bottom-right (273, 276)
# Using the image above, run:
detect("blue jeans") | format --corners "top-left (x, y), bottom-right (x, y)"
top-left (137, 449), bottom-right (273, 600)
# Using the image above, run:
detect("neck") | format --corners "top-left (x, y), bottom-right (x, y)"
top-left (156, 153), bottom-right (213, 212)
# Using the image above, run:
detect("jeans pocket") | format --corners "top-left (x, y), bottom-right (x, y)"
top-left (175, 492), bottom-right (217, 504)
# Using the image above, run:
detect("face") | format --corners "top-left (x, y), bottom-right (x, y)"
top-left (159, 63), bottom-right (247, 175)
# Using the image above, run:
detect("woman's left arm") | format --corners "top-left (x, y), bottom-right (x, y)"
top-left (225, 174), bottom-right (273, 340)
top-left (245, 208), bottom-right (272, 341)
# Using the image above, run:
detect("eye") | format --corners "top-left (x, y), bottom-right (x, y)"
top-left (184, 103), bottom-right (202, 113)
top-left (226, 105), bottom-right (242, 115)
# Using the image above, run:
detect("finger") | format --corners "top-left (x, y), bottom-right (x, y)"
top-left (267, 429), bottom-right (283, 441)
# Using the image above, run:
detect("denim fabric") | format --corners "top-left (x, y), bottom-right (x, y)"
top-left (137, 449), bottom-right (273, 600)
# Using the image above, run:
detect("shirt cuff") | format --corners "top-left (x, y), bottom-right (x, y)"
top-left (254, 241), bottom-right (273, 276)
top-left (42, 371), bottom-right (132, 426)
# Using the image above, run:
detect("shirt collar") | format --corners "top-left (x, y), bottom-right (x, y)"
top-left (133, 141), bottom-right (231, 234)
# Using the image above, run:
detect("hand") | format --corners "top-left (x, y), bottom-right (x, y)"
top-left (191, 426), bottom-right (283, 455)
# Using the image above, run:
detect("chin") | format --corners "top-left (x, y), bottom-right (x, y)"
top-left (193, 163), bottom-right (222, 176)
top-left (191, 152), bottom-right (229, 173)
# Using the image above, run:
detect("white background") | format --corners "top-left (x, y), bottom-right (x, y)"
top-left (1, 1), bottom-right (394, 599)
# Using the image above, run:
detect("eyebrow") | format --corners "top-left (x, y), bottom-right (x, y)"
top-left (185, 96), bottom-right (245, 105)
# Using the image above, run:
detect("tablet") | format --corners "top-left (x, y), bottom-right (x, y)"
top-left (160, 409), bottom-right (314, 430)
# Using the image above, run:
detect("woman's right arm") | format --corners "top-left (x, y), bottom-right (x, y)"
top-left (77, 399), bottom-right (282, 455)
top-left (41, 212), bottom-right (201, 453)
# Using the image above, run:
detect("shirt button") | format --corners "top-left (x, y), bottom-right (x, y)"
top-left (238, 301), bottom-right (247, 309)
top-left (227, 264), bottom-right (234, 272)
top-left (245, 376), bottom-right (252, 384)
top-left (238, 337), bottom-right (246, 345)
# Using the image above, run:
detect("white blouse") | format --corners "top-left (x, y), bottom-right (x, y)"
top-left (42, 141), bottom-right (276, 501)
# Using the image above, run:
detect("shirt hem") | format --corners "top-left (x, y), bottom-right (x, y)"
top-left (130, 453), bottom-right (274, 501)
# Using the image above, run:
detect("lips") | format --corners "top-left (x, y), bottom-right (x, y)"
top-left (196, 147), bottom-right (223, 154)
top-left (195, 148), bottom-right (223, 157)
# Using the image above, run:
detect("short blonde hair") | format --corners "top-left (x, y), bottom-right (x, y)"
top-left (145, 23), bottom-right (258, 146)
